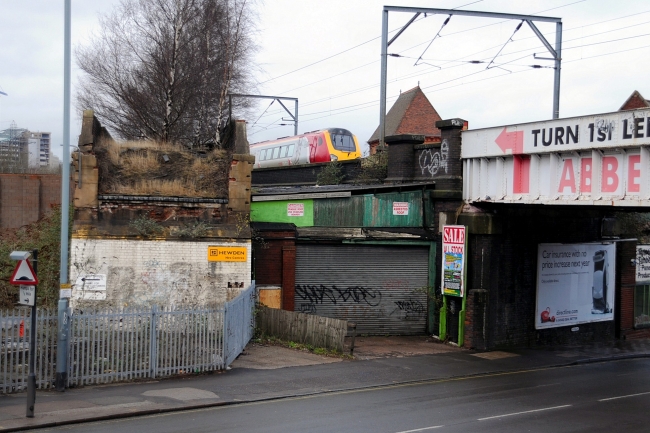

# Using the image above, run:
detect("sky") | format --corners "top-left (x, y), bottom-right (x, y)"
top-left (1, 0), bottom-right (649, 159)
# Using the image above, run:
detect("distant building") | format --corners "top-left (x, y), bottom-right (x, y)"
top-left (619, 90), bottom-right (650, 111)
top-left (0, 123), bottom-right (51, 170)
top-left (367, 86), bottom-right (444, 155)
top-left (26, 131), bottom-right (51, 167)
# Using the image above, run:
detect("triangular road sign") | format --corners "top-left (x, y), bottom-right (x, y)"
top-left (9, 259), bottom-right (38, 286)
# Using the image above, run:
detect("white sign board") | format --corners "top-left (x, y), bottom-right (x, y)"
top-left (287, 203), bottom-right (304, 217)
top-left (536, 243), bottom-right (616, 329)
top-left (462, 108), bottom-right (650, 205)
top-left (462, 109), bottom-right (650, 158)
top-left (75, 274), bottom-right (107, 291)
top-left (637, 245), bottom-right (650, 283)
top-left (73, 274), bottom-right (107, 300)
top-left (393, 202), bottom-right (409, 215)
top-left (18, 285), bottom-right (35, 306)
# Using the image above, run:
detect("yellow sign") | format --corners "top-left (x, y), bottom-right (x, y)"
top-left (208, 246), bottom-right (247, 262)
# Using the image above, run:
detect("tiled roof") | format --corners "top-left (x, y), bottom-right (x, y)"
top-left (619, 90), bottom-right (650, 111)
top-left (368, 86), bottom-right (442, 144)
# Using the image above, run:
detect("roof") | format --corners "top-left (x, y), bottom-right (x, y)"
top-left (368, 86), bottom-right (442, 144)
top-left (619, 90), bottom-right (650, 111)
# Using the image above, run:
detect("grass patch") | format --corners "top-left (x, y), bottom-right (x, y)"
top-left (252, 334), bottom-right (352, 359)
top-left (95, 138), bottom-right (231, 198)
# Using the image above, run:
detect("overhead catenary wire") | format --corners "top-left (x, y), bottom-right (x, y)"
top-left (252, 2), bottom-right (648, 132)
top-left (414, 15), bottom-right (452, 67)
top-left (260, 13), bottom-right (650, 122)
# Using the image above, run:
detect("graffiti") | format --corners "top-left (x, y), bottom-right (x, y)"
top-left (143, 258), bottom-right (162, 268)
top-left (295, 284), bottom-right (382, 307)
top-left (596, 118), bottom-right (615, 140)
top-left (419, 139), bottom-right (449, 177)
top-left (298, 303), bottom-right (317, 314)
top-left (394, 299), bottom-right (425, 314)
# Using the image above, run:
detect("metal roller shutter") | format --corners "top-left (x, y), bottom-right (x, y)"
top-left (295, 244), bottom-right (429, 335)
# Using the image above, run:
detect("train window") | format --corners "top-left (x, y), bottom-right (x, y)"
top-left (272, 147), bottom-right (280, 159)
top-left (280, 146), bottom-right (288, 158)
top-left (259, 149), bottom-right (267, 160)
top-left (287, 144), bottom-right (295, 157)
top-left (318, 137), bottom-right (323, 146)
top-left (331, 133), bottom-right (356, 152)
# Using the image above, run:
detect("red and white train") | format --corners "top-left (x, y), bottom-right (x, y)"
top-left (250, 128), bottom-right (361, 169)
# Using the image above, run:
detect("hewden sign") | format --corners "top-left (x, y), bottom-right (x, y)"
top-left (462, 108), bottom-right (650, 205)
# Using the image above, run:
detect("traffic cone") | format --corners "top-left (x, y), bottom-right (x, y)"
top-left (19, 320), bottom-right (24, 339)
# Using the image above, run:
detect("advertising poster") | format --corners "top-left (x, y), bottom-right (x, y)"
top-left (442, 225), bottom-right (466, 297)
top-left (636, 245), bottom-right (650, 283)
top-left (536, 243), bottom-right (616, 329)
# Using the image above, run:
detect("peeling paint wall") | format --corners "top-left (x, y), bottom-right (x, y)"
top-left (69, 238), bottom-right (251, 308)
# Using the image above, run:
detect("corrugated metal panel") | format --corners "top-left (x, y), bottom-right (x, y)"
top-left (313, 191), bottom-right (423, 228)
top-left (295, 244), bottom-right (429, 335)
top-left (314, 196), bottom-right (365, 227)
top-left (364, 191), bottom-right (423, 227)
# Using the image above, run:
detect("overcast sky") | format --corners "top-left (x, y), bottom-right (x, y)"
top-left (1, 0), bottom-right (649, 159)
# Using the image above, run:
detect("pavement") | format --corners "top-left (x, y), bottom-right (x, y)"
top-left (1, 335), bottom-right (649, 432)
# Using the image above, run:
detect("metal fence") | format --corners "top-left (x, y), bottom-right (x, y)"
top-left (1, 308), bottom-right (58, 393)
top-left (1, 283), bottom-right (256, 393)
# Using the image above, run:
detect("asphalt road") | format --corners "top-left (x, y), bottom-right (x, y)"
top-left (36, 358), bottom-right (650, 433)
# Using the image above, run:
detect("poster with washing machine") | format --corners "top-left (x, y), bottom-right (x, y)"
top-left (536, 243), bottom-right (616, 329)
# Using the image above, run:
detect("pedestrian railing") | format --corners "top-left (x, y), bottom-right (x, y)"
top-left (0, 308), bottom-right (58, 393)
top-left (0, 282), bottom-right (255, 393)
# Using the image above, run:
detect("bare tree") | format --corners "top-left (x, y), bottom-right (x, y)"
top-left (76, 0), bottom-right (257, 147)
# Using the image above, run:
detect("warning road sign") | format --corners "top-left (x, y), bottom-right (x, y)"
top-left (9, 259), bottom-right (38, 286)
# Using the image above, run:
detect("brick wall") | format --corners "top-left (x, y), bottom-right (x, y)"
top-left (252, 159), bottom-right (361, 186)
top-left (0, 174), bottom-right (66, 228)
top-left (466, 207), bottom-right (620, 348)
top-left (69, 238), bottom-right (251, 308)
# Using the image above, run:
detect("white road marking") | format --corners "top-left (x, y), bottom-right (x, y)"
top-left (599, 391), bottom-right (650, 401)
top-left (395, 426), bottom-right (444, 433)
top-left (478, 404), bottom-right (572, 421)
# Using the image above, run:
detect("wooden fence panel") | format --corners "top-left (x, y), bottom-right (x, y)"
top-left (257, 307), bottom-right (347, 352)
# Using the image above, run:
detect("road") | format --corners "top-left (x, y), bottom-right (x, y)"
top-left (37, 358), bottom-right (650, 433)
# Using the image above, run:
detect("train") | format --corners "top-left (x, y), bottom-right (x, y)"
top-left (250, 127), bottom-right (361, 169)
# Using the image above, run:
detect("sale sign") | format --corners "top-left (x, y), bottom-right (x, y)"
top-left (442, 225), bottom-right (466, 297)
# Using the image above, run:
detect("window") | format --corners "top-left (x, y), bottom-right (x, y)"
top-left (330, 133), bottom-right (356, 152)
top-left (272, 147), bottom-right (280, 159)
top-left (287, 144), bottom-right (295, 157)
top-left (259, 149), bottom-right (267, 160)
top-left (280, 146), bottom-right (288, 158)
top-left (635, 284), bottom-right (650, 328)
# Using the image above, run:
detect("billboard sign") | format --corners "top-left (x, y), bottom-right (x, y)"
top-left (536, 243), bottom-right (616, 329)
top-left (442, 225), bottom-right (466, 297)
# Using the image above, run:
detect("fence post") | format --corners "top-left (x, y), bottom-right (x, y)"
top-left (56, 303), bottom-right (70, 391)
top-left (222, 303), bottom-right (228, 369)
top-left (150, 306), bottom-right (158, 378)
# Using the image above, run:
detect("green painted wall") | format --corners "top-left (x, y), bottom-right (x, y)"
top-left (253, 190), bottom-right (427, 228)
top-left (250, 200), bottom-right (314, 226)
top-left (313, 191), bottom-right (423, 228)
